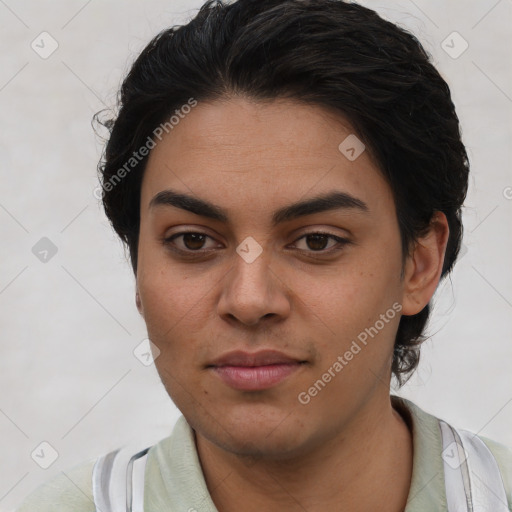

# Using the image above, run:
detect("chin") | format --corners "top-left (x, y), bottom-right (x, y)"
top-left (206, 428), bottom-right (307, 461)
top-left (189, 402), bottom-right (318, 460)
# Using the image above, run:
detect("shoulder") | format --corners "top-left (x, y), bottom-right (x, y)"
top-left (478, 434), bottom-right (512, 505)
top-left (392, 395), bottom-right (512, 510)
top-left (15, 420), bottom-right (191, 512)
top-left (478, 433), bottom-right (512, 469)
top-left (15, 457), bottom-right (97, 512)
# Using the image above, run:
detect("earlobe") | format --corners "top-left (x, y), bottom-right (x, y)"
top-left (401, 212), bottom-right (450, 316)
top-left (135, 289), bottom-right (143, 316)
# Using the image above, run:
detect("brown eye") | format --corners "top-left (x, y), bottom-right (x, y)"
top-left (304, 234), bottom-right (330, 251)
top-left (293, 232), bottom-right (350, 253)
top-left (181, 233), bottom-right (207, 250)
top-left (163, 232), bottom-right (218, 252)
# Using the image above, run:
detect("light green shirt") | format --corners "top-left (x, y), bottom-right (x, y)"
top-left (16, 396), bottom-right (512, 511)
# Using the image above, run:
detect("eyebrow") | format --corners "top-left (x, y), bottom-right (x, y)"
top-left (149, 188), bottom-right (369, 227)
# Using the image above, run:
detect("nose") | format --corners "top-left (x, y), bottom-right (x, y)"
top-left (216, 241), bottom-right (291, 327)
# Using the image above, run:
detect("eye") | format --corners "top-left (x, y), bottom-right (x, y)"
top-left (291, 232), bottom-right (351, 254)
top-left (162, 230), bottom-right (351, 257)
top-left (163, 232), bottom-right (219, 253)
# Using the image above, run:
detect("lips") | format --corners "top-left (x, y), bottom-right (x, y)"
top-left (208, 350), bottom-right (306, 391)
top-left (209, 350), bottom-right (304, 367)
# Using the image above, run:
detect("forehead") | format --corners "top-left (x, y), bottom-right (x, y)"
top-left (140, 97), bottom-right (393, 219)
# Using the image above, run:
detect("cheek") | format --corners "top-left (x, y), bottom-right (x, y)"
top-left (139, 269), bottom-right (194, 333)
top-left (138, 236), bottom-right (189, 321)
top-left (299, 256), bottom-right (400, 320)
top-left (288, 253), bottom-right (402, 362)
top-left (137, 254), bottom-right (221, 356)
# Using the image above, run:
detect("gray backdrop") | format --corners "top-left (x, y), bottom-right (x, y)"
top-left (1, 0), bottom-right (511, 510)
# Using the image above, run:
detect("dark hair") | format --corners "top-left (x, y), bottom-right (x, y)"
top-left (95, 0), bottom-right (469, 386)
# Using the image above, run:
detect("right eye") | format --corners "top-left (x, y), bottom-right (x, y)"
top-left (163, 231), bottom-right (221, 254)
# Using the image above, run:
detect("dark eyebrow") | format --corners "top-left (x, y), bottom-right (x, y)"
top-left (149, 189), bottom-right (369, 226)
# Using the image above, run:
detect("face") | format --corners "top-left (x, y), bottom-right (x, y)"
top-left (136, 97), bottom-right (415, 459)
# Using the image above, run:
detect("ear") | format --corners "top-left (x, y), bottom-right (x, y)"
top-left (401, 212), bottom-right (450, 316)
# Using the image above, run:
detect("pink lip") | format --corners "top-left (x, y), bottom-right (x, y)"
top-left (208, 350), bottom-right (306, 391)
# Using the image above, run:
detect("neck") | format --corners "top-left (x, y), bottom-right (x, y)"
top-left (195, 394), bottom-right (413, 512)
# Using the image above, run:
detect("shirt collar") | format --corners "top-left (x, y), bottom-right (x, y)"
top-left (392, 395), bottom-right (447, 511)
top-left (146, 396), bottom-right (447, 511)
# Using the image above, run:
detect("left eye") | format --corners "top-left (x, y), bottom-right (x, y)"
top-left (292, 233), bottom-right (349, 253)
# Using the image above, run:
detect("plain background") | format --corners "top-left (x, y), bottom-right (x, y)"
top-left (0, 0), bottom-right (511, 510)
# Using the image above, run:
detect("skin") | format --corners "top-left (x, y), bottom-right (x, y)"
top-left (135, 96), bottom-right (449, 511)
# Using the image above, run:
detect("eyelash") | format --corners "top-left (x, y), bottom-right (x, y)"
top-left (162, 231), bottom-right (351, 257)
